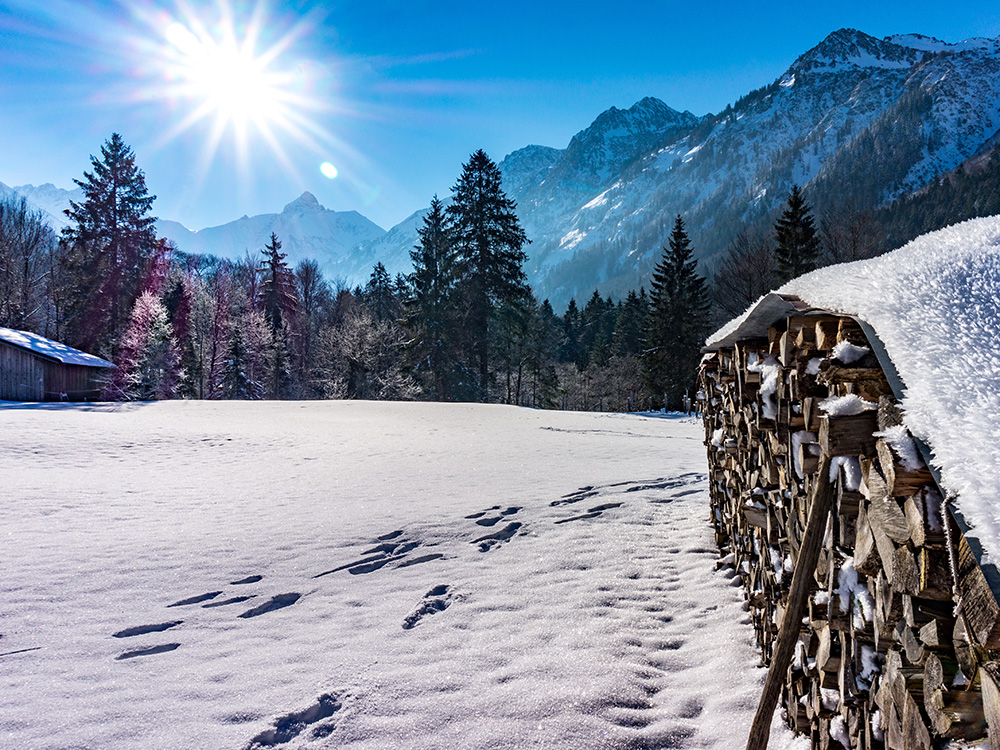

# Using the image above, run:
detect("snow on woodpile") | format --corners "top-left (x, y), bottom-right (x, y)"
top-left (709, 216), bottom-right (1000, 568)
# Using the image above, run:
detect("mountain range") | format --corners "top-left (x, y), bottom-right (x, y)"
top-left (5, 28), bottom-right (1000, 307)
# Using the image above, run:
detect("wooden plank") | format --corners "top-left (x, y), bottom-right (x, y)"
top-left (981, 661), bottom-right (1000, 749)
top-left (746, 454), bottom-right (834, 750)
top-left (819, 413), bottom-right (878, 458)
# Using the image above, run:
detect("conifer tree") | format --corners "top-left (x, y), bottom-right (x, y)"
top-left (163, 277), bottom-right (198, 398)
top-left (60, 133), bottom-right (159, 355)
top-left (220, 322), bottom-right (253, 399)
top-left (362, 262), bottom-right (400, 323)
top-left (558, 298), bottom-right (584, 367)
top-left (643, 215), bottom-right (711, 409)
top-left (407, 196), bottom-right (459, 400)
top-left (257, 233), bottom-right (297, 397)
top-left (258, 233), bottom-right (297, 333)
top-left (774, 185), bottom-right (821, 283)
top-left (612, 289), bottom-right (647, 357)
top-left (446, 149), bottom-right (529, 400)
top-left (524, 298), bottom-right (561, 407)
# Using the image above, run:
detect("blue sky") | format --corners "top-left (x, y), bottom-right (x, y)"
top-left (1, 0), bottom-right (998, 231)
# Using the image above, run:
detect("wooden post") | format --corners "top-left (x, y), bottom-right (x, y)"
top-left (746, 453), bottom-right (834, 750)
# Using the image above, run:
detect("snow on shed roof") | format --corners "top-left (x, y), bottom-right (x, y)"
top-left (0, 327), bottom-right (114, 368)
top-left (706, 216), bottom-right (1000, 574)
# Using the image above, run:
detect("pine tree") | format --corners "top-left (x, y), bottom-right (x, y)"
top-left (258, 233), bottom-right (297, 333)
top-left (774, 185), bottom-right (820, 283)
top-left (524, 298), bottom-right (561, 407)
top-left (612, 290), bottom-right (647, 357)
top-left (406, 196), bottom-right (460, 400)
top-left (643, 216), bottom-right (711, 409)
top-left (220, 322), bottom-right (253, 399)
top-left (362, 262), bottom-right (400, 323)
top-left (558, 298), bottom-right (584, 367)
top-left (257, 233), bottom-right (297, 398)
top-left (163, 277), bottom-right (198, 398)
top-left (446, 149), bottom-right (529, 400)
top-left (60, 133), bottom-right (159, 356)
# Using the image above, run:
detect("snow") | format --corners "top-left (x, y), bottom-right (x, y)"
top-left (831, 340), bottom-right (869, 364)
top-left (0, 326), bottom-right (114, 368)
top-left (836, 558), bottom-right (875, 630)
top-left (707, 217), bottom-right (1000, 572)
top-left (0, 401), bottom-right (806, 750)
top-left (747, 353), bottom-right (780, 420)
top-left (819, 394), bottom-right (876, 417)
top-left (873, 425), bottom-right (923, 471)
top-left (830, 456), bottom-right (862, 491)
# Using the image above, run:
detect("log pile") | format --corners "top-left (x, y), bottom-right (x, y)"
top-left (700, 310), bottom-right (1000, 749)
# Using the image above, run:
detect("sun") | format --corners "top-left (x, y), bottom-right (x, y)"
top-left (164, 19), bottom-right (282, 130)
top-left (139, 2), bottom-right (345, 190)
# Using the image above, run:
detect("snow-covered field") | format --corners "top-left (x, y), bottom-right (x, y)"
top-left (1, 401), bottom-right (805, 749)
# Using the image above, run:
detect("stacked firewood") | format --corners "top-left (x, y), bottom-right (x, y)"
top-left (700, 312), bottom-right (1000, 749)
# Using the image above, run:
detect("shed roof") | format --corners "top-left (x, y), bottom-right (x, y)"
top-left (0, 327), bottom-right (115, 368)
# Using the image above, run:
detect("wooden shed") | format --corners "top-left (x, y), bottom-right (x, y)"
top-left (0, 327), bottom-right (114, 402)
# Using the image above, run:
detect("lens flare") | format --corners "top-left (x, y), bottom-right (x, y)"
top-left (134, 1), bottom-right (352, 195)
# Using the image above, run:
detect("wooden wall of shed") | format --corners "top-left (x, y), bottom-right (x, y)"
top-left (41, 361), bottom-right (104, 401)
top-left (0, 340), bottom-right (44, 401)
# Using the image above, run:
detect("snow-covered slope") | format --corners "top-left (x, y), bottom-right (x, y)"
top-left (159, 192), bottom-right (387, 279)
top-left (0, 401), bottom-right (807, 750)
top-left (516, 29), bottom-right (1000, 305)
top-left (708, 216), bottom-right (1000, 577)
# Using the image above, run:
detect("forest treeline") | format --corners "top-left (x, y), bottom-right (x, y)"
top-left (2, 133), bottom-right (989, 409)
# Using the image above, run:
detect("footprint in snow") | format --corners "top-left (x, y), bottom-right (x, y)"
top-left (313, 534), bottom-right (426, 578)
top-left (246, 692), bottom-right (344, 748)
top-left (555, 502), bottom-right (623, 524)
top-left (238, 593), bottom-right (301, 619)
top-left (116, 643), bottom-right (180, 660)
top-left (231, 575), bottom-right (263, 585)
top-left (551, 488), bottom-right (599, 507)
top-left (113, 621), bottom-right (182, 638)
top-left (402, 585), bottom-right (455, 630)
top-left (167, 591), bottom-right (222, 607)
top-left (472, 522), bottom-right (522, 552)
top-left (464, 506), bottom-right (500, 519)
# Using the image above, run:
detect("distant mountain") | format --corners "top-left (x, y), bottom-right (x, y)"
top-left (1, 183), bottom-right (388, 283)
top-left (0, 182), bottom-right (82, 230)
top-left (360, 29), bottom-right (1000, 307)
top-left (508, 28), bottom-right (1000, 306)
top-left (157, 192), bottom-right (386, 280)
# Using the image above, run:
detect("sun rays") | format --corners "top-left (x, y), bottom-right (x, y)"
top-left (133, 0), bottom-right (348, 195)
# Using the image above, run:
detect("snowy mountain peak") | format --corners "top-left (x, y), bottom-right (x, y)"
top-left (885, 33), bottom-right (998, 54)
top-left (579, 97), bottom-right (696, 143)
top-left (793, 28), bottom-right (926, 73)
top-left (283, 191), bottom-right (323, 214)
